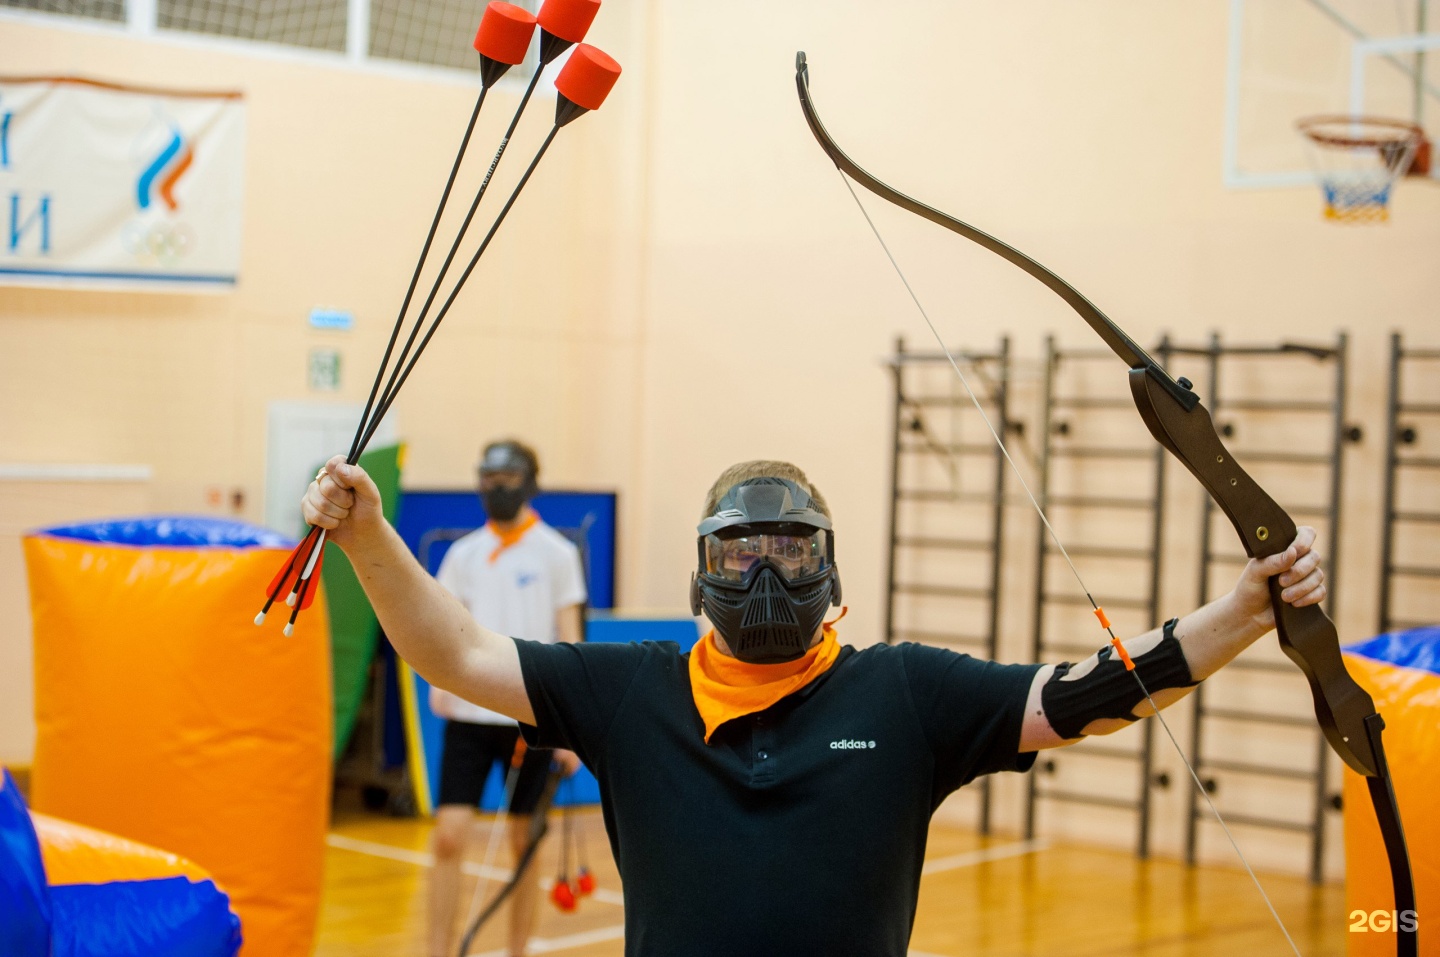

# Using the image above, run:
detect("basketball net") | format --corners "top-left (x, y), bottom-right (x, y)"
top-left (1297, 115), bottom-right (1427, 223)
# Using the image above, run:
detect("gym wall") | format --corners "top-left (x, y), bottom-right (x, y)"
top-left (3, 3), bottom-right (1437, 879)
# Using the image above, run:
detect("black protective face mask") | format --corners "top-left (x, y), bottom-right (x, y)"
top-left (692, 562), bottom-right (840, 664)
top-left (690, 477), bottom-right (842, 663)
top-left (481, 486), bottom-right (529, 522)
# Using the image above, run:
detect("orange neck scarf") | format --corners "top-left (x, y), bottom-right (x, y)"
top-left (487, 509), bottom-right (538, 563)
top-left (688, 619), bottom-right (843, 743)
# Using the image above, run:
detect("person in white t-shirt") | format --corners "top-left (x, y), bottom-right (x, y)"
top-left (427, 439), bottom-right (586, 957)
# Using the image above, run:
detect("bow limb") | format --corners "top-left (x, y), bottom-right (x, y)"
top-left (456, 768), bottom-right (563, 957)
top-left (796, 52), bottom-right (1184, 405)
top-left (795, 51), bottom-right (1415, 955)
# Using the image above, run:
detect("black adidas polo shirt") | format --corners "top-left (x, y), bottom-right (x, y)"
top-left (515, 637), bottom-right (1041, 957)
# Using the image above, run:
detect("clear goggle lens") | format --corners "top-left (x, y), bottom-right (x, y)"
top-left (703, 529), bottom-right (829, 583)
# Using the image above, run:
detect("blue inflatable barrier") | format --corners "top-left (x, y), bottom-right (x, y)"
top-left (0, 770), bottom-right (51, 957)
top-left (0, 769), bottom-right (241, 957)
top-left (38, 515), bottom-right (293, 549)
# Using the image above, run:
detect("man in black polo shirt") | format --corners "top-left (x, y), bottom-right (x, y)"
top-left (302, 456), bottom-right (1326, 957)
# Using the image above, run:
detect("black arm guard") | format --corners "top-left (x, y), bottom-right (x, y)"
top-left (1041, 618), bottom-right (1200, 740)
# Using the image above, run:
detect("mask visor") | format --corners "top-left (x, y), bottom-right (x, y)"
top-left (702, 526), bottom-right (830, 583)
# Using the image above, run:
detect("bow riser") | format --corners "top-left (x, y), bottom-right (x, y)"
top-left (1128, 369), bottom-right (1379, 777)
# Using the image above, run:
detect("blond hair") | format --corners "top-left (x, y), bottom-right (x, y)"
top-left (701, 460), bottom-right (830, 521)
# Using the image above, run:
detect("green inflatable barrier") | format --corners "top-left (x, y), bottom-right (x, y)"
top-left (316, 444), bottom-right (404, 758)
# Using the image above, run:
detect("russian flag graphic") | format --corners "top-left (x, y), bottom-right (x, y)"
top-left (136, 125), bottom-right (194, 212)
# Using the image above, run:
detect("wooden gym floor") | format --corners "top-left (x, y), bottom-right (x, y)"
top-left (315, 806), bottom-right (1348, 957)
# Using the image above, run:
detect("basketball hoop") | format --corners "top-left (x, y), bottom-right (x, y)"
top-left (1296, 115), bottom-right (1427, 223)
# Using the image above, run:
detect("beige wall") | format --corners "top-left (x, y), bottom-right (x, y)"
top-left (3, 1), bottom-right (1436, 878)
top-left (0, 5), bottom-right (654, 763)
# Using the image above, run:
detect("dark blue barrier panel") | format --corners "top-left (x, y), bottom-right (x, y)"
top-left (393, 490), bottom-right (620, 809)
top-left (587, 613), bottom-right (700, 653)
top-left (396, 489), bottom-right (617, 608)
top-left (398, 612), bottom-right (698, 811)
top-left (391, 489), bottom-right (699, 809)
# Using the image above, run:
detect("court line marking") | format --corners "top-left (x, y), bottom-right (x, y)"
top-left (920, 837), bottom-right (1049, 875)
top-left (326, 830), bottom-right (1045, 954)
top-left (472, 931), bottom-right (955, 956)
top-left (906, 841), bottom-right (1049, 957)
top-left (474, 933), bottom-right (950, 957)
top-left (324, 832), bottom-right (626, 905)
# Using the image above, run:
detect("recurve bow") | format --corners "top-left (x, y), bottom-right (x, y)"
top-left (794, 51), bottom-right (1415, 956)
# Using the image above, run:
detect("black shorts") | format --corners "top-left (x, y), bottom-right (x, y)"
top-left (437, 721), bottom-right (553, 814)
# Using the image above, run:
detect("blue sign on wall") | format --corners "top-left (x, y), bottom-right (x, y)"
top-left (308, 308), bottom-right (354, 331)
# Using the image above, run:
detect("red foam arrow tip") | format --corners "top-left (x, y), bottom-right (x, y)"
top-left (538, 0), bottom-right (599, 44)
top-left (550, 880), bottom-right (577, 911)
top-left (474, 1), bottom-right (537, 65)
top-left (555, 43), bottom-right (620, 112)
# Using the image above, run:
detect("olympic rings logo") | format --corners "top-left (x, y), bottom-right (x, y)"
top-left (122, 220), bottom-right (195, 266)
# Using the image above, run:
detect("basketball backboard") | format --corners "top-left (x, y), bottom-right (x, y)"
top-left (1224, 0), bottom-right (1439, 188)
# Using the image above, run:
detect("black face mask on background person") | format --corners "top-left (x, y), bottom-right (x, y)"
top-left (480, 485), bottom-right (529, 522)
top-left (477, 441), bottom-right (540, 523)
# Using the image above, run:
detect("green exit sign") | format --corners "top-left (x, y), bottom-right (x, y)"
top-left (308, 348), bottom-right (341, 391)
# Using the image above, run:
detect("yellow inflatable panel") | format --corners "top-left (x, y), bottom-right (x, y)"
top-left (25, 519), bottom-right (332, 957)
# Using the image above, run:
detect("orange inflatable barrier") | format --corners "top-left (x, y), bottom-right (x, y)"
top-left (33, 812), bottom-right (213, 885)
top-left (1341, 628), bottom-right (1438, 957)
top-left (24, 518), bottom-right (332, 957)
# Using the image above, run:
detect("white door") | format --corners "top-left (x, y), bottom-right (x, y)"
top-left (264, 402), bottom-right (398, 535)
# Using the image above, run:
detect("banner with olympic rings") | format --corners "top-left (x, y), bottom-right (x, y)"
top-left (0, 76), bottom-right (245, 290)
